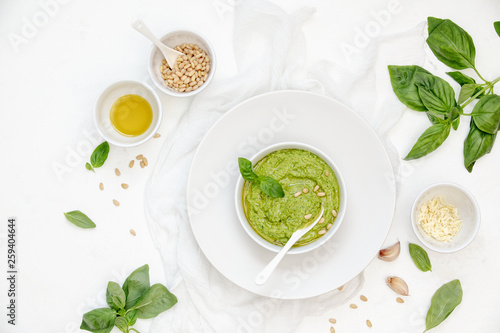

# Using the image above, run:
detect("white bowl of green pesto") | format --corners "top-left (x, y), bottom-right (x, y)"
top-left (235, 142), bottom-right (347, 254)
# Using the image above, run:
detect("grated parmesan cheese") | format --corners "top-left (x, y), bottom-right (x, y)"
top-left (418, 196), bottom-right (462, 242)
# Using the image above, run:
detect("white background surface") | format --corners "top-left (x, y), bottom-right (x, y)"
top-left (1, 0), bottom-right (499, 332)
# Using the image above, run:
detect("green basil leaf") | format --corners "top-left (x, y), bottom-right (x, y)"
top-left (133, 284), bottom-right (178, 319)
top-left (458, 83), bottom-right (477, 104)
top-left (86, 162), bottom-right (95, 172)
top-left (464, 118), bottom-right (497, 172)
top-left (408, 243), bottom-right (432, 272)
top-left (414, 72), bottom-right (456, 115)
top-left (125, 309), bottom-right (138, 326)
top-left (427, 113), bottom-right (446, 125)
top-left (122, 264), bottom-right (150, 310)
top-left (388, 65), bottom-right (431, 111)
top-left (64, 210), bottom-right (96, 229)
top-left (259, 176), bottom-right (285, 198)
top-left (113, 317), bottom-right (128, 333)
top-left (424, 280), bottom-right (463, 332)
top-left (494, 21), bottom-right (500, 38)
top-left (446, 71), bottom-right (476, 86)
top-left (106, 281), bottom-right (126, 310)
top-left (80, 308), bottom-right (116, 333)
top-left (404, 123), bottom-right (451, 160)
top-left (238, 157), bottom-right (259, 182)
top-left (90, 141), bottom-right (110, 169)
top-left (426, 17), bottom-right (476, 69)
top-left (471, 95), bottom-right (500, 134)
top-left (452, 116), bottom-right (460, 131)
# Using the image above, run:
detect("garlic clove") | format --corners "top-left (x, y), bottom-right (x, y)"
top-left (386, 276), bottom-right (409, 296)
top-left (378, 241), bottom-right (401, 262)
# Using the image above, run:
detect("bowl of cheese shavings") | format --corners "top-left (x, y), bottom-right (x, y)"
top-left (411, 183), bottom-right (480, 253)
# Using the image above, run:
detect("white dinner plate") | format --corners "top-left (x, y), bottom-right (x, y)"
top-left (186, 91), bottom-right (396, 299)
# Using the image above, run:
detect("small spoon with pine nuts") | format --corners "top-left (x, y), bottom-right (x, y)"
top-left (255, 207), bottom-right (324, 286)
top-left (131, 18), bottom-right (184, 69)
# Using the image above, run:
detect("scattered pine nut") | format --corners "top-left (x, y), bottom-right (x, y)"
top-left (317, 192), bottom-right (326, 197)
top-left (294, 191), bottom-right (302, 197)
top-left (366, 319), bottom-right (372, 328)
top-left (142, 157), bottom-right (148, 166)
top-left (113, 199), bottom-right (120, 206)
top-left (325, 171), bottom-right (329, 176)
top-left (130, 229), bottom-right (136, 236)
top-left (115, 168), bottom-right (121, 176)
top-left (350, 304), bottom-right (358, 309)
top-left (121, 183), bottom-right (129, 189)
top-left (360, 295), bottom-right (368, 302)
top-left (319, 217), bottom-right (325, 224)
top-left (313, 185), bottom-right (320, 192)
top-left (153, 133), bottom-right (161, 138)
top-left (332, 209), bottom-right (338, 217)
top-left (99, 183), bottom-right (104, 191)
top-left (396, 297), bottom-right (405, 303)
top-left (338, 286), bottom-right (344, 291)
top-left (140, 161), bottom-right (145, 168)
top-left (327, 223), bottom-right (333, 230)
top-left (129, 160), bottom-right (134, 168)
top-left (136, 154), bottom-right (143, 160)
top-left (330, 327), bottom-right (335, 333)
top-left (318, 229), bottom-right (326, 235)
top-left (329, 318), bottom-right (336, 324)
top-left (302, 188), bottom-right (309, 194)
top-left (304, 214), bottom-right (312, 219)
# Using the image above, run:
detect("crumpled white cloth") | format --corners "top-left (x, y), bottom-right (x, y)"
top-left (144, 1), bottom-right (427, 332)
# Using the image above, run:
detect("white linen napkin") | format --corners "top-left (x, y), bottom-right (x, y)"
top-left (144, 1), bottom-right (428, 331)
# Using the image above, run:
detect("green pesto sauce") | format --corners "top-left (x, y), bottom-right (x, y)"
top-left (242, 149), bottom-right (340, 247)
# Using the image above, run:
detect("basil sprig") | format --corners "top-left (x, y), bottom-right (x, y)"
top-left (238, 157), bottom-right (284, 198)
top-left (86, 141), bottom-right (110, 172)
top-left (81, 264), bottom-right (177, 333)
top-left (408, 243), bottom-right (432, 272)
top-left (424, 280), bottom-right (463, 332)
top-left (389, 17), bottom-right (500, 172)
top-left (64, 210), bottom-right (96, 229)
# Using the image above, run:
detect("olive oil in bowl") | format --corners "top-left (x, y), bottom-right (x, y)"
top-left (110, 94), bottom-right (153, 137)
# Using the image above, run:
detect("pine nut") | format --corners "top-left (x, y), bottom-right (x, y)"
top-left (136, 154), bottom-right (143, 160)
top-left (350, 304), bottom-right (357, 309)
top-left (338, 286), bottom-right (344, 291)
top-left (294, 191), bottom-right (302, 197)
top-left (332, 209), bottom-right (337, 217)
top-left (113, 199), bottom-right (120, 206)
top-left (366, 319), bottom-right (372, 327)
top-left (317, 192), bottom-right (326, 197)
top-left (304, 214), bottom-right (312, 219)
top-left (330, 327), bottom-right (335, 333)
top-left (302, 188), bottom-right (309, 194)
top-left (99, 183), bottom-right (104, 191)
top-left (329, 318), bottom-right (336, 324)
top-left (140, 161), bottom-right (145, 168)
top-left (319, 217), bottom-right (325, 224)
top-left (154, 133), bottom-right (161, 138)
top-left (318, 229), bottom-right (326, 235)
top-left (313, 185), bottom-right (320, 192)
top-left (142, 157), bottom-right (148, 166)
top-left (115, 168), bottom-right (121, 176)
top-left (396, 297), bottom-right (404, 303)
top-left (130, 229), bottom-right (136, 236)
top-left (129, 160), bottom-right (134, 168)
top-left (360, 295), bottom-right (368, 302)
top-left (121, 183), bottom-right (129, 189)
top-left (327, 223), bottom-right (332, 230)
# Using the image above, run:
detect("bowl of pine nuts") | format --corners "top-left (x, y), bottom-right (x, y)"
top-left (148, 29), bottom-right (216, 97)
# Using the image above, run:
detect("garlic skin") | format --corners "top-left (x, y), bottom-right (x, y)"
top-left (378, 241), bottom-right (401, 262)
top-left (386, 276), bottom-right (409, 296)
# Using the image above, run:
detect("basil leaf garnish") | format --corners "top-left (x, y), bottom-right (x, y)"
top-left (106, 281), bottom-right (126, 310)
top-left (404, 123), bottom-right (451, 160)
top-left (446, 71), bottom-right (476, 86)
top-left (408, 243), bottom-right (432, 272)
top-left (125, 309), bottom-right (138, 326)
top-left (122, 264), bottom-right (150, 310)
top-left (64, 210), bottom-right (96, 229)
top-left (87, 141), bottom-right (109, 171)
top-left (494, 21), bottom-right (500, 38)
top-left (458, 84), bottom-right (477, 104)
top-left (259, 176), bottom-right (285, 198)
top-left (470, 94), bottom-right (500, 134)
top-left (388, 65), bottom-right (431, 111)
top-left (426, 17), bottom-right (476, 69)
top-left (414, 72), bottom-right (456, 115)
top-left (86, 162), bottom-right (94, 172)
top-left (113, 317), bottom-right (128, 333)
top-left (238, 157), bottom-right (259, 182)
top-left (464, 118), bottom-right (497, 172)
top-left (80, 308), bottom-right (116, 333)
top-left (424, 280), bottom-right (463, 332)
top-left (132, 284), bottom-right (178, 319)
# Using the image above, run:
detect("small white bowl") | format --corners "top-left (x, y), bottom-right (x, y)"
top-left (235, 142), bottom-right (347, 255)
top-left (93, 80), bottom-right (162, 147)
top-left (148, 29), bottom-right (216, 97)
top-left (411, 183), bottom-right (480, 253)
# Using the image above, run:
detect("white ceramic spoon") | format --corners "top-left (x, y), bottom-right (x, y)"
top-left (131, 18), bottom-right (184, 69)
top-left (255, 207), bottom-right (325, 286)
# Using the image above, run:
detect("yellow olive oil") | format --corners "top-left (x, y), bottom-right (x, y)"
top-left (110, 94), bottom-right (153, 137)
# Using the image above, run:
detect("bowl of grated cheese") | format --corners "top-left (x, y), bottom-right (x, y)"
top-left (411, 183), bottom-right (480, 253)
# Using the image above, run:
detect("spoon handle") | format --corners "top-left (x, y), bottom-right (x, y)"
top-left (131, 18), bottom-right (164, 50)
top-left (255, 241), bottom-right (294, 286)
